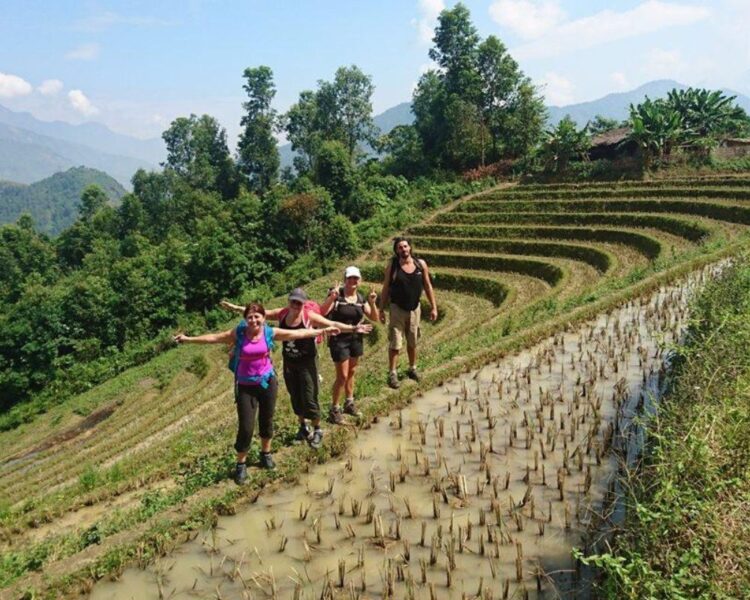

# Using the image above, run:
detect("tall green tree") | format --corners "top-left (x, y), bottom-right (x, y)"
top-left (429, 3), bottom-right (481, 100)
top-left (283, 90), bottom-right (321, 174)
top-left (237, 66), bottom-right (280, 192)
top-left (413, 2), bottom-right (545, 171)
top-left (162, 114), bottom-right (238, 198)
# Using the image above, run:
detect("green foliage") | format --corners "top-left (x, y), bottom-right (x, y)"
top-left (412, 3), bottom-right (545, 171)
top-left (314, 140), bottom-right (356, 212)
top-left (539, 116), bottom-right (591, 173)
top-left (162, 114), bottom-right (238, 198)
top-left (583, 258), bottom-right (750, 598)
top-left (588, 115), bottom-right (622, 135)
top-left (237, 66), bottom-right (280, 191)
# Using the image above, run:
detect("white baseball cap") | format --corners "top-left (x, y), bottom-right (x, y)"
top-left (344, 266), bottom-right (361, 279)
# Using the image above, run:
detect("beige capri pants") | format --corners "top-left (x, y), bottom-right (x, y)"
top-left (388, 303), bottom-right (421, 351)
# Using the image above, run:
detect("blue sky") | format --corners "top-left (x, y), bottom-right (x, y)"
top-left (1, 1), bottom-right (748, 141)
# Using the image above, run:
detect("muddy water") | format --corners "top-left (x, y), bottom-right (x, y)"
top-left (90, 275), bottom-right (703, 600)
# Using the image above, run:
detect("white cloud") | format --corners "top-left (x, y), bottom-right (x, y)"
top-left (540, 72), bottom-right (575, 105)
top-left (65, 43), bottom-right (100, 61)
top-left (610, 72), bottom-right (629, 91)
top-left (641, 48), bottom-right (686, 80)
top-left (413, 0), bottom-right (445, 45)
top-left (68, 89), bottom-right (99, 116)
top-left (0, 72), bottom-right (33, 98)
top-left (74, 11), bottom-right (170, 32)
top-left (489, 0), bottom-right (566, 40)
top-left (511, 1), bottom-right (711, 60)
top-left (37, 79), bottom-right (63, 96)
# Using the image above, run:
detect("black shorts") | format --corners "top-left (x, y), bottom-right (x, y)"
top-left (329, 333), bottom-right (364, 363)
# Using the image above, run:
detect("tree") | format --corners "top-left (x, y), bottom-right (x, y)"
top-left (314, 140), bottom-right (356, 213)
top-left (327, 66), bottom-right (378, 157)
top-left (588, 115), bottom-right (621, 136)
top-left (162, 114), bottom-right (238, 198)
top-left (627, 98), bottom-right (682, 168)
top-left (413, 3), bottom-right (544, 171)
top-left (78, 185), bottom-right (108, 221)
top-left (237, 66), bottom-right (279, 192)
top-left (283, 90), bottom-right (322, 174)
top-left (429, 3), bottom-right (481, 100)
top-left (378, 125), bottom-right (427, 178)
top-left (540, 116), bottom-right (590, 173)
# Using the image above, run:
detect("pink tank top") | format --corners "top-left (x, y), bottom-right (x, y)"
top-left (236, 331), bottom-right (273, 383)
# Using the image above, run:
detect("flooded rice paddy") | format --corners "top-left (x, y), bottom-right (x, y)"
top-left (91, 273), bottom-right (706, 600)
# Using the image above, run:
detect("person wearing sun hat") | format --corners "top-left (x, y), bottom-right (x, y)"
top-left (319, 266), bottom-right (379, 424)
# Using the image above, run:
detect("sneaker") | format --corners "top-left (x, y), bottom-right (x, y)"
top-left (388, 371), bottom-right (400, 389)
top-left (343, 398), bottom-right (362, 417)
top-left (328, 405), bottom-right (344, 425)
top-left (308, 428), bottom-right (324, 449)
top-left (234, 462), bottom-right (248, 485)
top-left (407, 367), bottom-right (421, 382)
top-left (259, 452), bottom-right (276, 470)
top-left (295, 423), bottom-right (312, 442)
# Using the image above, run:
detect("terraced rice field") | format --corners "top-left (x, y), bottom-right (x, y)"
top-left (1, 176), bottom-right (749, 598)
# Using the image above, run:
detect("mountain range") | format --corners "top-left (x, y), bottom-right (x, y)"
top-left (0, 106), bottom-right (162, 188)
top-left (2, 79), bottom-right (749, 185)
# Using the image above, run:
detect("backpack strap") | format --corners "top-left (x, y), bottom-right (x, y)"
top-left (391, 256), bottom-right (423, 282)
top-left (228, 320), bottom-right (248, 374)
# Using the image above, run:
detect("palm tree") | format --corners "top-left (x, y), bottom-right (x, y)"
top-left (626, 98), bottom-right (682, 169)
top-left (541, 116), bottom-right (590, 173)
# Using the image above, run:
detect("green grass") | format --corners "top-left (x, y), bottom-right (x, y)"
top-left (579, 255), bottom-right (750, 599)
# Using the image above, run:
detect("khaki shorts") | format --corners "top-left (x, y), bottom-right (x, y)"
top-left (388, 304), bottom-right (420, 351)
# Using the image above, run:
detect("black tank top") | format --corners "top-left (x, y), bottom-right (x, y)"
top-left (278, 314), bottom-right (316, 361)
top-left (328, 289), bottom-right (365, 346)
top-left (390, 259), bottom-right (423, 311)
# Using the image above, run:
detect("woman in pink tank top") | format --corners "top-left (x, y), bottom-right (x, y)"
top-left (174, 303), bottom-right (340, 483)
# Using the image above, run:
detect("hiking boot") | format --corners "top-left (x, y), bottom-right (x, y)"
top-left (328, 405), bottom-right (344, 425)
top-left (295, 423), bottom-right (312, 442)
top-left (407, 367), bottom-right (421, 382)
top-left (234, 462), bottom-right (248, 485)
top-left (259, 452), bottom-right (276, 470)
top-left (343, 398), bottom-right (362, 417)
top-left (308, 428), bottom-right (324, 450)
top-left (388, 371), bottom-right (400, 389)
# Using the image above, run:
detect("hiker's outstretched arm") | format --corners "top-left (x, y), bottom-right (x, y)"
top-left (219, 300), bottom-right (243, 314)
top-left (272, 325), bottom-right (340, 341)
top-left (308, 312), bottom-right (372, 333)
top-left (264, 307), bottom-right (284, 321)
top-left (174, 329), bottom-right (235, 345)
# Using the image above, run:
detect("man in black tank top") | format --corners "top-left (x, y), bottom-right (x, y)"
top-left (379, 237), bottom-right (438, 389)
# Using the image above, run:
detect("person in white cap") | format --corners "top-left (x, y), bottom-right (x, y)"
top-left (319, 266), bottom-right (379, 424)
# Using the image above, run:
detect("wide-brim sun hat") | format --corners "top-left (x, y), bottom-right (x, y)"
top-left (344, 266), bottom-right (361, 279)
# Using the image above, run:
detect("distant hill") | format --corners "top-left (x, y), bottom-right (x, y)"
top-left (0, 105), bottom-right (162, 188)
top-left (0, 105), bottom-right (164, 166)
top-left (0, 121), bottom-right (155, 188)
top-left (0, 166), bottom-right (126, 235)
top-left (547, 79), bottom-right (750, 126)
top-left (279, 101), bottom-right (414, 168)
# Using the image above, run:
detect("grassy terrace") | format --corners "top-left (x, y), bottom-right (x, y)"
top-left (1, 177), bottom-right (749, 597)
